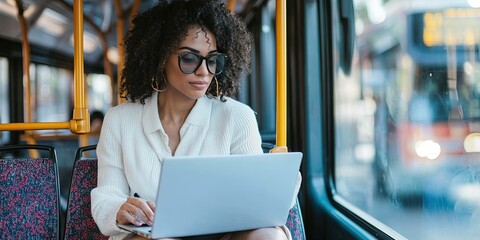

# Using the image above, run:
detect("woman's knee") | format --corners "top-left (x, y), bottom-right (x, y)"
top-left (228, 227), bottom-right (288, 240)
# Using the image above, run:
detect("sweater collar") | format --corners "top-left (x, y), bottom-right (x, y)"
top-left (143, 92), bottom-right (162, 134)
top-left (142, 92), bottom-right (212, 134)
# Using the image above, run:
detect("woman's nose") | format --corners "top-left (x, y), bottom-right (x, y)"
top-left (195, 59), bottom-right (210, 75)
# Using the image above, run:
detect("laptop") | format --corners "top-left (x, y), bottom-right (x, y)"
top-left (117, 152), bottom-right (302, 239)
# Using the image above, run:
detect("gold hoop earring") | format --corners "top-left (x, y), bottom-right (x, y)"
top-left (151, 73), bottom-right (167, 92)
top-left (214, 76), bottom-right (219, 97)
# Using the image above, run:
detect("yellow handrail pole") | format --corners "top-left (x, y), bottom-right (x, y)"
top-left (14, 0), bottom-right (37, 147)
top-left (129, 0), bottom-right (142, 29)
top-left (0, 122), bottom-right (72, 131)
top-left (0, 122), bottom-right (70, 131)
top-left (15, 0), bottom-right (38, 157)
top-left (14, 0), bottom-right (30, 124)
top-left (113, 0), bottom-right (141, 104)
top-left (227, 0), bottom-right (236, 12)
top-left (272, 0), bottom-right (288, 152)
top-left (54, 0), bottom-right (116, 106)
top-left (114, 0), bottom-right (125, 104)
top-left (70, 0), bottom-right (90, 134)
top-left (79, 84), bottom-right (89, 147)
top-left (54, 0), bottom-right (115, 107)
top-left (0, 0), bottom-right (85, 133)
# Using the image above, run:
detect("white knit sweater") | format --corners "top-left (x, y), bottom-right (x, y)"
top-left (91, 92), bottom-right (300, 239)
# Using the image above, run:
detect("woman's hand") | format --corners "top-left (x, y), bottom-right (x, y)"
top-left (116, 196), bottom-right (156, 226)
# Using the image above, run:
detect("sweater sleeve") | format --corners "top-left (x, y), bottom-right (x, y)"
top-left (290, 173), bottom-right (302, 209)
top-left (90, 108), bottom-right (130, 236)
top-left (230, 105), bottom-right (263, 154)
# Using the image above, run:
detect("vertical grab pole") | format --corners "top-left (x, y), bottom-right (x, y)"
top-left (114, 0), bottom-right (125, 104)
top-left (114, 0), bottom-right (141, 104)
top-left (71, 0), bottom-right (90, 134)
top-left (14, 0), bottom-right (31, 126)
top-left (15, 0), bottom-right (37, 157)
top-left (227, 0), bottom-right (236, 12)
top-left (274, 0), bottom-right (288, 152)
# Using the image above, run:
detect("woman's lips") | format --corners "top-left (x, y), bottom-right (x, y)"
top-left (189, 81), bottom-right (209, 90)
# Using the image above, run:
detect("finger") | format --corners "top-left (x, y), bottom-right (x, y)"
top-left (119, 202), bottom-right (147, 225)
top-left (131, 207), bottom-right (152, 226)
top-left (125, 203), bottom-right (149, 226)
top-left (146, 200), bottom-right (156, 212)
top-left (131, 209), bottom-right (149, 226)
top-left (117, 208), bottom-right (144, 226)
top-left (128, 197), bottom-right (155, 222)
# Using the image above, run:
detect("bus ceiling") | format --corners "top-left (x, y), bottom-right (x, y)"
top-left (0, 0), bottom-right (256, 66)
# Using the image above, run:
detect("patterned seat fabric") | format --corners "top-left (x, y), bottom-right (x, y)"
top-left (0, 158), bottom-right (59, 239)
top-left (64, 158), bottom-right (107, 240)
top-left (286, 201), bottom-right (306, 240)
top-left (64, 144), bottom-right (305, 239)
top-left (261, 143), bottom-right (306, 240)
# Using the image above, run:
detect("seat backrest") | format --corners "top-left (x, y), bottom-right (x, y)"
top-left (261, 142), bottom-right (306, 240)
top-left (0, 145), bottom-right (60, 239)
top-left (286, 200), bottom-right (306, 240)
top-left (64, 145), bottom-right (107, 240)
top-left (64, 143), bottom-right (305, 239)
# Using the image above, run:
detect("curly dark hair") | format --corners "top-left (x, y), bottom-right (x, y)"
top-left (121, 0), bottom-right (253, 104)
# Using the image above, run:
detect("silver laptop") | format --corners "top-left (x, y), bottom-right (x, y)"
top-left (118, 152), bottom-right (302, 239)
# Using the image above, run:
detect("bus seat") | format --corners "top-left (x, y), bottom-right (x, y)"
top-left (64, 145), bottom-right (107, 240)
top-left (261, 142), bottom-right (306, 240)
top-left (286, 199), bottom-right (306, 240)
top-left (261, 142), bottom-right (277, 153)
top-left (64, 143), bottom-right (305, 239)
top-left (0, 145), bottom-right (61, 240)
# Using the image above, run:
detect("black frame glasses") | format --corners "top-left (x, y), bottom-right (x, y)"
top-left (177, 51), bottom-right (227, 75)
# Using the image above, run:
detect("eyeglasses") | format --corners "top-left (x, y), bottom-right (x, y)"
top-left (177, 51), bottom-right (227, 75)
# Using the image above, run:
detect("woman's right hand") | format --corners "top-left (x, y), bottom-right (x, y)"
top-left (116, 196), bottom-right (156, 226)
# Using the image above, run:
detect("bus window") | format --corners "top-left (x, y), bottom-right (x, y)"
top-left (333, 0), bottom-right (480, 239)
top-left (86, 73), bottom-right (112, 114)
top-left (257, 0), bottom-right (276, 141)
top-left (239, 0), bottom-right (277, 143)
top-left (0, 57), bottom-right (8, 144)
top-left (30, 64), bottom-right (72, 122)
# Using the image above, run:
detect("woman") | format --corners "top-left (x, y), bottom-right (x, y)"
top-left (91, 0), bottom-right (299, 239)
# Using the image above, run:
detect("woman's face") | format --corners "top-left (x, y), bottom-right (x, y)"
top-left (163, 26), bottom-right (218, 100)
